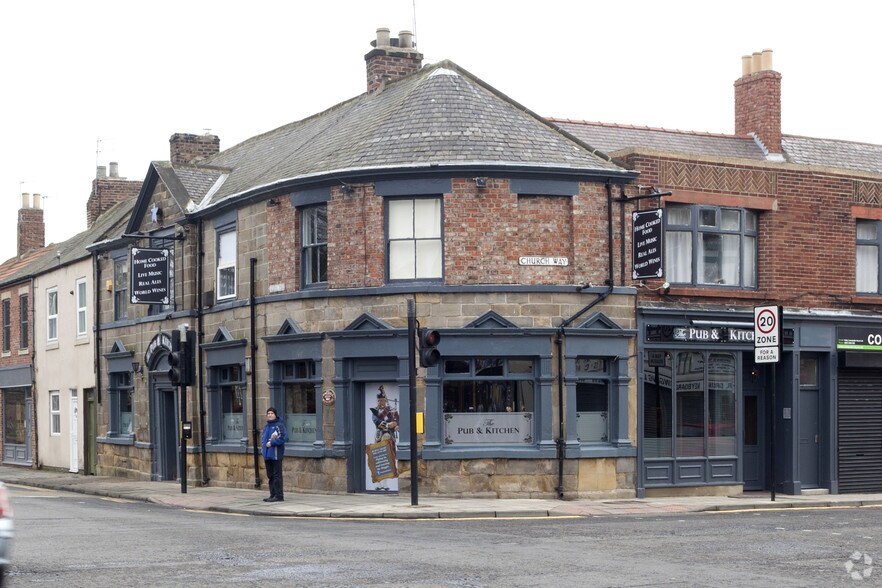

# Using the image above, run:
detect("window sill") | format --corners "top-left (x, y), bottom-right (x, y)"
top-left (665, 287), bottom-right (766, 300)
top-left (98, 435), bottom-right (135, 446)
top-left (851, 295), bottom-right (882, 305)
top-left (46, 341), bottom-right (59, 350)
top-left (17, 349), bottom-right (28, 356)
top-left (75, 336), bottom-right (90, 346)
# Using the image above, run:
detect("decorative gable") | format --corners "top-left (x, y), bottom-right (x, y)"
top-left (464, 311), bottom-right (518, 329)
top-left (575, 312), bottom-right (623, 331)
top-left (344, 313), bottom-right (394, 331)
top-left (109, 340), bottom-right (129, 353)
top-left (276, 319), bottom-right (303, 336)
top-left (211, 326), bottom-right (235, 342)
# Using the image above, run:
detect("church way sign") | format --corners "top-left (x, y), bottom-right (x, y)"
top-left (131, 248), bottom-right (171, 304)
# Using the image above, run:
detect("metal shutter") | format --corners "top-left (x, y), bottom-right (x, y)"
top-left (838, 368), bottom-right (882, 493)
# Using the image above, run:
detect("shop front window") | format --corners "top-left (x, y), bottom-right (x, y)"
top-left (575, 358), bottom-right (609, 443)
top-left (282, 361), bottom-right (317, 443)
top-left (4, 389), bottom-right (27, 445)
top-left (644, 350), bottom-right (737, 460)
top-left (442, 358), bottom-right (534, 445)
top-left (215, 365), bottom-right (245, 442)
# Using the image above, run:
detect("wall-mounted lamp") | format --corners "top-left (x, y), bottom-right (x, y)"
top-left (340, 183), bottom-right (352, 195)
top-left (105, 279), bottom-right (114, 292)
top-left (132, 362), bottom-right (142, 375)
top-left (474, 177), bottom-right (489, 189)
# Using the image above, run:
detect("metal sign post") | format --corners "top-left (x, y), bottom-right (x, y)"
top-left (407, 299), bottom-right (419, 506)
top-left (754, 305), bottom-right (782, 501)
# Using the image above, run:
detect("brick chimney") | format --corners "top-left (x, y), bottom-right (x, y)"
top-left (734, 49), bottom-right (782, 156)
top-left (87, 163), bottom-right (142, 228)
top-left (365, 28), bottom-right (423, 93)
top-left (17, 193), bottom-right (44, 256)
top-left (169, 133), bottom-right (220, 166)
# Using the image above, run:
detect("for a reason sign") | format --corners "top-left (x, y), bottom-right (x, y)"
top-left (131, 248), bottom-right (171, 305)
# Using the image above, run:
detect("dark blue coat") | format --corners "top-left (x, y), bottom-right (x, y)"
top-left (261, 417), bottom-right (288, 461)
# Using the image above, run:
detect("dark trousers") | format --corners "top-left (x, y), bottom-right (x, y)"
top-left (265, 459), bottom-right (283, 499)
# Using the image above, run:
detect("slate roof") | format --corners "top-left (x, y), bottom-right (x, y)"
top-left (782, 135), bottom-right (882, 175)
top-left (551, 120), bottom-right (766, 161)
top-left (176, 61), bottom-right (630, 210)
top-left (550, 120), bottom-right (882, 176)
top-left (0, 199), bottom-right (134, 287)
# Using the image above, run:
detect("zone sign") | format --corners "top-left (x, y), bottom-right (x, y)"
top-left (754, 305), bottom-right (780, 348)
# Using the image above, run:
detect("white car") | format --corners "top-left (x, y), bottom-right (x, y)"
top-left (0, 482), bottom-right (12, 585)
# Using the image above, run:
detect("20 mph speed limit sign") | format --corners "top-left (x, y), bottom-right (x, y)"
top-left (754, 305), bottom-right (782, 363)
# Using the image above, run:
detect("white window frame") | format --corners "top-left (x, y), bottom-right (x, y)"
top-left (387, 197), bottom-right (443, 281)
top-left (76, 277), bottom-right (88, 336)
top-left (216, 229), bottom-right (237, 300)
top-left (50, 391), bottom-right (61, 436)
top-left (856, 219), bottom-right (882, 294)
top-left (47, 287), bottom-right (58, 342)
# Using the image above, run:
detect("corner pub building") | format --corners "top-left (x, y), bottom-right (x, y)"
top-left (89, 30), bottom-right (642, 499)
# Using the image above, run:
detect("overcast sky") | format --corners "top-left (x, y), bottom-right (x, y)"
top-left (1, 0), bottom-right (879, 257)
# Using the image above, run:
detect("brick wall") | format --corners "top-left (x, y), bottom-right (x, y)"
top-left (17, 207), bottom-right (44, 256)
top-left (169, 133), bottom-right (220, 166)
top-left (734, 70), bottom-right (782, 153)
top-left (87, 177), bottom-right (141, 227)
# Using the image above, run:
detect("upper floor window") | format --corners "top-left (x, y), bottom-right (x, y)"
top-left (856, 220), bottom-right (882, 293)
top-left (46, 287), bottom-right (58, 341)
top-left (76, 278), bottom-right (87, 336)
top-left (2, 299), bottom-right (10, 353)
top-left (113, 259), bottom-right (128, 321)
top-left (19, 294), bottom-right (28, 349)
top-left (665, 204), bottom-right (757, 288)
top-left (217, 229), bottom-right (237, 300)
top-left (301, 205), bottom-right (327, 287)
top-left (388, 198), bottom-right (442, 281)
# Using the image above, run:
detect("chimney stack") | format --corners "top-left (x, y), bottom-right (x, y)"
top-left (169, 133), bottom-right (221, 166)
top-left (87, 163), bottom-right (142, 228)
top-left (365, 27), bottom-right (423, 93)
top-left (17, 192), bottom-right (45, 256)
top-left (734, 48), bottom-right (782, 156)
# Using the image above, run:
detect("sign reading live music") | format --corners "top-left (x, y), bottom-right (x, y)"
top-left (130, 248), bottom-right (170, 305)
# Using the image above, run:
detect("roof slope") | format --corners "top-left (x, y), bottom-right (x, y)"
top-left (0, 199), bottom-right (135, 287)
top-left (551, 120), bottom-right (882, 176)
top-left (181, 61), bottom-right (628, 209)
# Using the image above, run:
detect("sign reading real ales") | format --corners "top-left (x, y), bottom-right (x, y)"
top-left (131, 248), bottom-right (171, 305)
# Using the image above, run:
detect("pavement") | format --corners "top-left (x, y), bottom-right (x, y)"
top-left (3, 465), bottom-right (882, 520)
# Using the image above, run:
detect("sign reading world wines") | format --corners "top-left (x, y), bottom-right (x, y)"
top-left (131, 248), bottom-right (170, 305)
top-left (632, 208), bottom-right (664, 279)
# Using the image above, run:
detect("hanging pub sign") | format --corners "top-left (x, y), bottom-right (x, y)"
top-left (130, 247), bottom-right (171, 305)
top-left (632, 208), bottom-right (664, 280)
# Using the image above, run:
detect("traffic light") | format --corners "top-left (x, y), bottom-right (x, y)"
top-left (418, 328), bottom-right (441, 368)
top-left (168, 329), bottom-right (183, 386)
top-left (168, 328), bottom-right (196, 386)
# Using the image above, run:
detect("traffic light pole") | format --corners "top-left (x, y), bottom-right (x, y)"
top-left (407, 299), bottom-right (418, 506)
top-left (179, 378), bottom-right (187, 494)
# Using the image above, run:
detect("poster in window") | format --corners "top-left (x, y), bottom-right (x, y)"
top-left (364, 383), bottom-right (399, 491)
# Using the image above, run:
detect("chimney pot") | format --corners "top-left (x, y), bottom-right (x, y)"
top-left (761, 48), bottom-right (773, 71)
top-left (376, 27), bottom-right (390, 47)
top-left (399, 30), bottom-right (414, 48)
top-left (32, 194), bottom-right (41, 210)
top-left (21, 193), bottom-right (30, 209)
top-left (751, 52), bottom-right (762, 74)
top-left (97, 165), bottom-right (107, 179)
top-left (109, 162), bottom-right (119, 178)
top-left (741, 55), bottom-right (752, 76)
